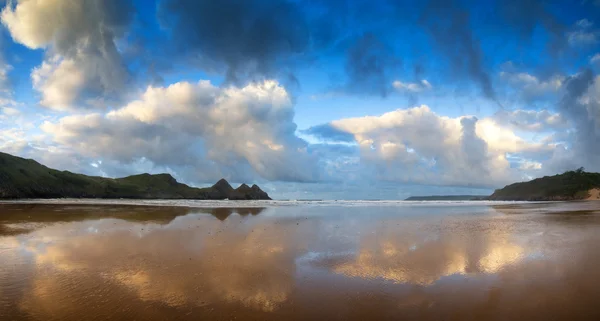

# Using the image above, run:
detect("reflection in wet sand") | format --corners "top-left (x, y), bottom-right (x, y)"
top-left (102, 218), bottom-right (296, 312)
top-left (328, 224), bottom-right (524, 284)
top-left (1, 207), bottom-right (303, 319)
top-left (3, 203), bottom-right (600, 320)
top-left (0, 204), bottom-right (266, 236)
top-left (330, 231), bottom-right (468, 285)
top-left (209, 207), bottom-right (264, 220)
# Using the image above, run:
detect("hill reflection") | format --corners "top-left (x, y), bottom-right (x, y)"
top-left (0, 204), bottom-right (266, 236)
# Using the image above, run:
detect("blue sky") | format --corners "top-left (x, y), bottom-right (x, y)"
top-left (1, 0), bottom-right (600, 199)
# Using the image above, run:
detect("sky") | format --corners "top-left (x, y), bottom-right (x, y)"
top-left (1, 0), bottom-right (600, 199)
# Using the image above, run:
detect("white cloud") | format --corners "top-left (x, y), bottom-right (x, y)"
top-left (4, 89), bottom-right (572, 193)
top-left (568, 30), bottom-right (598, 46)
top-left (31, 56), bottom-right (85, 111)
top-left (0, 62), bottom-right (12, 93)
top-left (519, 160), bottom-right (542, 170)
top-left (0, 127), bottom-right (26, 148)
top-left (568, 19), bottom-right (599, 46)
top-left (0, 125), bottom-right (88, 173)
top-left (492, 109), bottom-right (569, 132)
top-left (41, 79), bottom-right (319, 183)
top-left (392, 79), bottom-right (432, 92)
top-left (576, 19), bottom-right (594, 29)
top-left (500, 71), bottom-right (563, 101)
top-left (535, 70), bottom-right (600, 174)
top-left (1, 107), bottom-right (19, 116)
top-left (0, 57), bottom-right (15, 109)
top-left (591, 53), bottom-right (600, 64)
top-left (1, 0), bottom-right (131, 50)
top-left (1, 0), bottom-right (133, 110)
top-left (320, 105), bottom-right (555, 187)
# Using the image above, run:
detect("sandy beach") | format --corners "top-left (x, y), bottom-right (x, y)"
top-left (2, 201), bottom-right (600, 320)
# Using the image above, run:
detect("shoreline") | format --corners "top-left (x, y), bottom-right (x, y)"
top-left (0, 198), bottom-right (542, 208)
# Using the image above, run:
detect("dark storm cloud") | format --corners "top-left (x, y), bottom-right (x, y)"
top-left (460, 116), bottom-right (489, 177)
top-left (158, 0), bottom-right (311, 83)
top-left (560, 69), bottom-right (595, 117)
top-left (419, 0), bottom-right (498, 103)
top-left (157, 0), bottom-right (592, 103)
top-left (498, 0), bottom-right (600, 80)
top-left (158, 0), bottom-right (411, 96)
top-left (343, 33), bottom-right (401, 97)
top-left (557, 69), bottom-right (600, 166)
top-left (499, 0), bottom-right (566, 46)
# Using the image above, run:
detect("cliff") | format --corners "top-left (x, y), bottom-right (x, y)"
top-left (489, 169), bottom-right (600, 201)
top-left (0, 152), bottom-right (271, 200)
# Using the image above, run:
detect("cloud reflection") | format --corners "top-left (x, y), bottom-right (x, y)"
top-left (10, 212), bottom-right (300, 314)
top-left (6, 203), bottom-right (598, 320)
top-left (327, 220), bottom-right (525, 285)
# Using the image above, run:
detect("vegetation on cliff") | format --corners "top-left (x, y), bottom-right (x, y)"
top-left (0, 152), bottom-right (271, 200)
top-left (489, 168), bottom-right (600, 201)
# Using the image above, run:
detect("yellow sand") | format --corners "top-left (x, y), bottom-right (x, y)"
top-left (586, 188), bottom-right (600, 200)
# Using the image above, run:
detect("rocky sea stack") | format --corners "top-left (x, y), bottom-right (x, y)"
top-left (210, 179), bottom-right (271, 200)
top-left (0, 152), bottom-right (271, 200)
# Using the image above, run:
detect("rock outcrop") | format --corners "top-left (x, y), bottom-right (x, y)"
top-left (208, 181), bottom-right (272, 200)
top-left (210, 178), bottom-right (236, 199)
top-left (228, 183), bottom-right (270, 200)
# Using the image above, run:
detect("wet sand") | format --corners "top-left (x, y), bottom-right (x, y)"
top-left (2, 201), bottom-right (600, 320)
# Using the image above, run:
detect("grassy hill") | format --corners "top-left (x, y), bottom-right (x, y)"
top-left (489, 168), bottom-right (600, 201)
top-left (0, 152), bottom-right (270, 200)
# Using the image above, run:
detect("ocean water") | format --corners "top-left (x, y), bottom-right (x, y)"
top-left (1, 201), bottom-right (600, 320)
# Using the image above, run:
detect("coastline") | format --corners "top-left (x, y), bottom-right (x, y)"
top-left (0, 198), bottom-right (538, 208)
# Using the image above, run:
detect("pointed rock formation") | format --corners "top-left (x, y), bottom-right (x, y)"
top-left (228, 183), bottom-right (271, 200)
top-left (249, 184), bottom-right (270, 200)
top-left (237, 183), bottom-right (251, 191)
top-left (210, 179), bottom-right (272, 200)
top-left (210, 178), bottom-right (235, 199)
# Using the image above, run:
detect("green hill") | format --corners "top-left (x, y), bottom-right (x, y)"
top-left (489, 168), bottom-right (600, 201)
top-left (0, 152), bottom-right (271, 200)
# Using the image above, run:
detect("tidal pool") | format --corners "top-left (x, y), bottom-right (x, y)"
top-left (1, 201), bottom-right (600, 320)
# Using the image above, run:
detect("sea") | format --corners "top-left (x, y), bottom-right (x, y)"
top-left (1, 199), bottom-right (600, 320)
